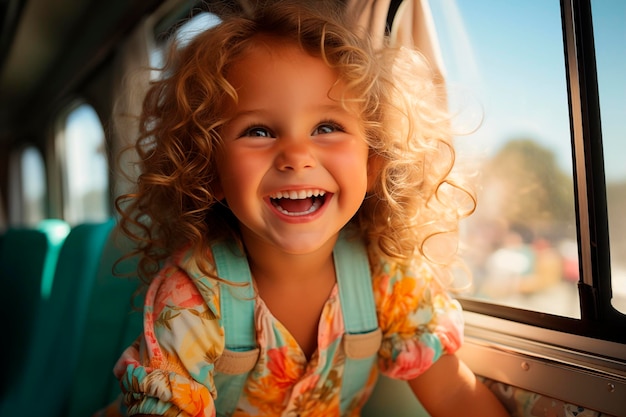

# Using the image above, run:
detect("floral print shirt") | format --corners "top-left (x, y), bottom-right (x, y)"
top-left (114, 245), bottom-right (464, 417)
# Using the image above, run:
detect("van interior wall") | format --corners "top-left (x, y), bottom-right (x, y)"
top-left (82, 55), bottom-right (119, 196)
top-left (0, 150), bottom-right (8, 227)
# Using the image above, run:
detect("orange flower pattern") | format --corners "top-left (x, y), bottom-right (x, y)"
top-left (114, 248), bottom-right (463, 416)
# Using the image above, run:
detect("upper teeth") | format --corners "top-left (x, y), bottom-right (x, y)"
top-left (270, 189), bottom-right (325, 199)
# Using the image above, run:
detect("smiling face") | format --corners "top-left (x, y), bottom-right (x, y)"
top-left (216, 36), bottom-right (370, 256)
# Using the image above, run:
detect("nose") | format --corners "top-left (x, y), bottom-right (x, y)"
top-left (275, 138), bottom-right (316, 172)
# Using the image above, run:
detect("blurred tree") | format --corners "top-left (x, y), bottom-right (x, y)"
top-left (481, 138), bottom-right (575, 239)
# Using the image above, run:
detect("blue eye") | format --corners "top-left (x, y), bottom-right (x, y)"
top-left (242, 126), bottom-right (272, 138)
top-left (313, 122), bottom-right (344, 135)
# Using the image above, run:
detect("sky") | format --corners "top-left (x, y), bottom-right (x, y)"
top-left (428, 0), bottom-right (625, 182)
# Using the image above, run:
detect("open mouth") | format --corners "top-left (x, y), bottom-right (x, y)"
top-left (269, 189), bottom-right (327, 216)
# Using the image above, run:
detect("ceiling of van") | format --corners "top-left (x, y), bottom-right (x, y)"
top-left (0, 0), bottom-right (163, 143)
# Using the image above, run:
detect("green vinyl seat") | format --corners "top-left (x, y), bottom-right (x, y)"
top-left (0, 218), bottom-right (114, 416)
top-left (66, 226), bottom-right (143, 417)
top-left (0, 219), bottom-right (70, 396)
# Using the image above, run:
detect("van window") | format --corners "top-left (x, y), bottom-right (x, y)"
top-left (429, 1), bottom-right (579, 317)
top-left (151, 10), bottom-right (221, 70)
top-left (425, 0), bottom-right (626, 344)
top-left (55, 102), bottom-right (109, 225)
top-left (7, 146), bottom-right (47, 226)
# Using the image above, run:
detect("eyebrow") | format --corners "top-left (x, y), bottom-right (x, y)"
top-left (230, 103), bottom-right (355, 119)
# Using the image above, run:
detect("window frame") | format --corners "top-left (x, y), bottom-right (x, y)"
top-left (564, 0), bottom-right (619, 326)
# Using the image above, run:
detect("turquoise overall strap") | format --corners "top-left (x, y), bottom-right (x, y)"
top-left (334, 233), bottom-right (381, 414)
top-left (211, 240), bottom-right (257, 417)
top-left (211, 235), bottom-right (379, 416)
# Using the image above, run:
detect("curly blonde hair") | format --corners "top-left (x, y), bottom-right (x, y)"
top-left (116, 0), bottom-right (475, 286)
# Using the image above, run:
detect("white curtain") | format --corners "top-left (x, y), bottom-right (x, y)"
top-left (109, 16), bottom-right (154, 200)
top-left (347, 0), bottom-right (445, 82)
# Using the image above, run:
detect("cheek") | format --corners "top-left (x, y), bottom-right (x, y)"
top-left (216, 148), bottom-right (266, 199)
top-left (333, 144), bottom-right (370, 191)
top-left (349, 143), bottom-right (370, 175)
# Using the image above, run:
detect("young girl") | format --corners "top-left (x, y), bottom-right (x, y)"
top-left (111, 1), bottom-right (509, 416)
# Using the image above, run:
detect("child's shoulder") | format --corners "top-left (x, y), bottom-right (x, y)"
top-left (171, 244), bottom-right (219, 281)
top-left (150, 245), bottom-right (221, 314)
top-left (371, 253), bottom-right (432, 282)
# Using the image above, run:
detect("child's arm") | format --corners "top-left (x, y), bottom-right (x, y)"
top-left (408, 353), bottom-right (510, 417)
